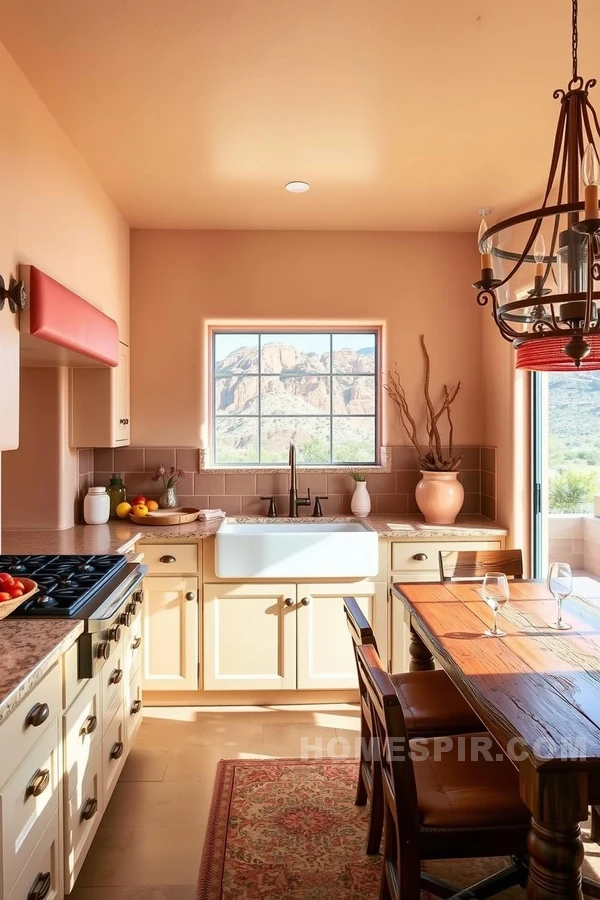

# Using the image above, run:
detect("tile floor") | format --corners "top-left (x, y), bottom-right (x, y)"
top-left (71, 704), bottom-right (361, 899)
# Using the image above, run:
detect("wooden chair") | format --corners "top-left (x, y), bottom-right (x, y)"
top-left (439, 549), bottom-right (524, 582)
top-left (344, 598), bottom-right (482, 854)
top-left (356, 642), bottom-right (530, 900)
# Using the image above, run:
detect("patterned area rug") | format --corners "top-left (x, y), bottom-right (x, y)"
top-left (197, 757), bottom-right (548, 900)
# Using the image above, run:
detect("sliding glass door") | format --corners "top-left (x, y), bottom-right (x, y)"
top-left (531, 368), bottom-right (600, 577)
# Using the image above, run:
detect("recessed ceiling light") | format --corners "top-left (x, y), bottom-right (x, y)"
top-left (285, 181), bottom-right (310, 193)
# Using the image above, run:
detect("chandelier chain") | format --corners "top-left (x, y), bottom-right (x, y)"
top-left (572, 0), bottom-right (579, 82)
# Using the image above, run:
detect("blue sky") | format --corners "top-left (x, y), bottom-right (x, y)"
top-left (215, 331), bottom-right (375, 360)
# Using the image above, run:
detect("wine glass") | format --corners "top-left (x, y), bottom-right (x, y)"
top-left (482, 572), bottom-right (510, 637)
top-left (547, 562), bottom-right (573, 630)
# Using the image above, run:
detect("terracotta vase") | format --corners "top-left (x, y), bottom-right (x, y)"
top-left (415, 470), bottom-right (464, 525)
top-left (351, 480), bottom-right (371, 518)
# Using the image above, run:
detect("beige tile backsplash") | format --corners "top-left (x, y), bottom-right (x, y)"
top-left (89, 445), bottom-right (498, 520)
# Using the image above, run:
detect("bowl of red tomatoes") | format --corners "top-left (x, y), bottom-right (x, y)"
top-left (0, 573), bottom-right (38, 620)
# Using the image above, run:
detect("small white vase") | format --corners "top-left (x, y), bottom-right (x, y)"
top-left (351, 480), bottom-right (371, 518)
top-left (415, 470), bottom-right (464, 525)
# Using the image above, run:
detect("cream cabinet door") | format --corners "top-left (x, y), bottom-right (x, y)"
top-left (142, 576), bottom-right (199, 691)
top-left (114, 342), bottom-right (130, 443)
top-left (296, 582), bottom-right (387, 690)
top-left (203, 584), bottom-right (296, 690)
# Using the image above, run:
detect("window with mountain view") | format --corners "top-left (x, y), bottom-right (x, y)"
top-left (548, 371), bottom-right (600, 513)
top-left (212, 331), bottom-right (378, 466)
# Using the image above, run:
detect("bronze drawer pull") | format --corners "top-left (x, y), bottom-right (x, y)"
top-left (111, 741), bottom-right (124, 760)
top-left (132, 636), bottom-right (142, 650)
top-left (80, 715), bottom-right (97, 736)
top-left (109, 668), bottom-right (123, 685)
top-left (159, 555), bottom-right (176, 564)
top-left (26, 702), bottom-right (50, 728)
top-left (412, 553), bottom-right (428, 561)
top-left (27, 768), bottom-right (50, 798)
top-left (27, 871), bottom-right (51, 900)
top-left (131, 699), bottom-right (142, 714)
top-left (81, 797), bottom-right (98, 821)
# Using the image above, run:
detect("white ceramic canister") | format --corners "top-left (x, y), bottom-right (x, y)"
top-left (83, 486), bottom-right (110, 525)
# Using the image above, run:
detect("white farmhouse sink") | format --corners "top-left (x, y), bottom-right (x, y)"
top-left (215, 521), bottom-right (379, 579)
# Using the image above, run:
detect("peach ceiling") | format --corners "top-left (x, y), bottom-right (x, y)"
top-left (1, 0), bottom-right (599, 230)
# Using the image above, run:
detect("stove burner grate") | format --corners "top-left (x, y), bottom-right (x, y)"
top-left (0, 554), bottom-right (129, 616)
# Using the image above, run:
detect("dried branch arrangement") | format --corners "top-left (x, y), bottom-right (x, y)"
top-left (384, 335), bottom-right (463, 471)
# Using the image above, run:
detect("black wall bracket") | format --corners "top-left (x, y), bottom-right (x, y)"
top-left (0, 275), bottom-right (27, 314)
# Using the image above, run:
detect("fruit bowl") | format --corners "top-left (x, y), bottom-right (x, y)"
top-left (0, 578), bottom-right (38, 620)
top-left (129, 508), bottom-right (200, 526)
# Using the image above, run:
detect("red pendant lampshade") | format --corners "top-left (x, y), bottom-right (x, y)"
top-left (515, 334), bottom-right (600, 371)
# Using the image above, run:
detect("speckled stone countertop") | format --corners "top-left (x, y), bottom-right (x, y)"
top-left (0, 619), bottom-right (83, 725)
top-left (2, 514), bottom-right (506, 557)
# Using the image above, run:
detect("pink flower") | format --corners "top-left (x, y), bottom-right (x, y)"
top-left (177, 467), bottom-right (185, 477)
top-left (151, 464), bottom-right (166, 482)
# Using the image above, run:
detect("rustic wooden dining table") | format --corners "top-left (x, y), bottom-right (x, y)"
top-left (392, 576), bottom-right (600, 900)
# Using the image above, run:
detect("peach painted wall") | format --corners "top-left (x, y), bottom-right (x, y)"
top-left (0, 39), bottom-right (129, 532)
top-left (130, 230), bottom-right (483, 449)
top-left (480, 306), bottom-right (530, 560)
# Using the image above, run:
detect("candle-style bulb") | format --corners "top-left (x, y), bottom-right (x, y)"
top-left (478, 217), bottom-right (493, 254)
top-left (533, 232), bottom-right (546, 264)
top-left (582, 143), bottom-right (600, 187)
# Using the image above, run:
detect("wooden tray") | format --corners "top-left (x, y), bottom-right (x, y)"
top-left (0, 578), bottom-right (38, 620)
top-left (129, 508), bottom-right (200, 526)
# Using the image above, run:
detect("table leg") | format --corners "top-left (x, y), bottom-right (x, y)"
top-left (527, 817), bottom-right (584, 900)
top-left (408, 624), bottom-right (434, 672)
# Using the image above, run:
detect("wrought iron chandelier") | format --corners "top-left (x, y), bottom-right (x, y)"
top-left (474, 0), bottom-right (600, 371)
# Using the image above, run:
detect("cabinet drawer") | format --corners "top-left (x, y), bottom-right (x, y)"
top-left (125, 667), bottom-right (143, 744)
top-left (124, 615), bottom-right (143, 680)
top-left (142, 543), bottom-right (198, 574)
top-left (62, 643), bottom-right (86, 711)
top-left (65, 747), bottom-right (103, 891)
top-left (102, 705), bottom-right (126, 805)
top-left (391, 541), bottom-right (502, 576)
top-left (0, 664), bottom-right (61, 789)
top-left (0, 721), bottom-right (60, 898)
top-left (101, 647), bottom-right (125, 726)
top-left (6, 811), bottom-right (62, 900)
top-left (63, 676), bottom-right (101, 798)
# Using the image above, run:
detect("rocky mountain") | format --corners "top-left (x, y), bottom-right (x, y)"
top-left (214, 341), bottom-right (376, 464)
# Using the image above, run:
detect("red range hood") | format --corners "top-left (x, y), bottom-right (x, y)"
top-left (20, 265), bottom-right (119, 368)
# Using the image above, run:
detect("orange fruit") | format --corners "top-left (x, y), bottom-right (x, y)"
top-left (146, 500), bottom-right (159, 511)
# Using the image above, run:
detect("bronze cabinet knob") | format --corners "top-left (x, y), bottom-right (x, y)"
top-left (27, 768), bottom-right (50, 797)
top-left (27, 871), bottom-right (51, 900)
top-left (109, 668), bottom-right (123, 685)
top-left (81, 797), bottom-right (98, 821)
top-left (80, 715), bottom-right (97, 736)
top-left (284, 598), bottom-right (294, 607)
top-left (26, 702), bottom-right (50, 728)
top-left (111, 741), bottom-right (124, 760)
top-left (300, 597), bottom-right (311, 606)
top-left (131, 699), bottom-right (142, 714)
top-left (132, 636), bottom-right (142, 650)
top-left (185, 592), bottom-right (195, 601)
top-left (412, 553), bottom-right (428, 561)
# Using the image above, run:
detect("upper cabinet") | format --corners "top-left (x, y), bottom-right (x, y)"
top-left (0, 305), bottom-right (19, 450)
top-left (71, 342), bottom-right (130, 447)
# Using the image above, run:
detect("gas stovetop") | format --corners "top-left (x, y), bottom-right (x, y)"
top-left (0, 554), bottom-right (129, 617)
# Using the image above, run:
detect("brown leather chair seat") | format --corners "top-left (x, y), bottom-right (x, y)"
top-left (411, 733), bottom-right (531, 829)
top-left (391, 669), bottom-right (481, 735)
